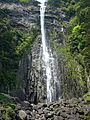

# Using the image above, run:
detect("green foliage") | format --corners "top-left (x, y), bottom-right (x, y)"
top-left (67, 5), bottom-right (90, 72)
top-left (0, 93), bottom-right (14, 104)
top-left (84, 96), bottom-right (90, 101)
top-left (85, 92), bottom-right (90, 96)
top-left (0, 93), bottom-right (18, 120)
top-left (0, 9), bottom-right (38, 92)
top-left (0, 0), bottom-right (19, 3)
top-left (66, 0), bottom-right (90, 93)
top-left (47, 0), bottom-right (62, 7)
top-left (50, 0), bottom-right (89, 98)
top-left (19, 0), bottom-right (30, 3)
top-left (66, 4), bottom-right (75, 17)
top-left (29, 6), bottom-right (35, 10)
top-left (48, 0), bottom-right (78, 7)
top-left (0, 0), bottom-right (36, 4)
top-left (16, 27), bottom-right (37, 56)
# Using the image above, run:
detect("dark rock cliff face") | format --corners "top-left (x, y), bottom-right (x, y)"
top-left (0, 2), bottom-right (87, 103)
top-left (0, 2), bottom-right (69, 103)
top-left (0, 2), bottom-right (41, 103)
top-left (17, 5), bottom-right (68, 103)
top-left (0, 2), bottom-right (40, 32)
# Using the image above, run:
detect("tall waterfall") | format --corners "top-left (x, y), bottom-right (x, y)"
top-left (37, 0), bottom-right (61, 102)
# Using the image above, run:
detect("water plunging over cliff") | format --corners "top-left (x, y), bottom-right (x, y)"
top-left (40, 0), bottom-right (52, 102)
top-left (37, 0), bottom-right (61, 102)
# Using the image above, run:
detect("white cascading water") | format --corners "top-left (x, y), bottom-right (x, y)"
top-left (37, 0), bottom-right (60, 102)
top-left (40, 0), bottom-right (52, 102)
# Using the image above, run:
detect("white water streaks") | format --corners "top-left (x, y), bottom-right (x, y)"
top-left (40, 1), bottom-right (52, 102)
top-left (36, 0), bottom-right (52, 102)
top-left (36, 0), bottom-right (60, 102)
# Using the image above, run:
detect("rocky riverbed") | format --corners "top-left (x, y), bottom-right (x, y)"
top-left (0, 93), bottom-right (90, 120)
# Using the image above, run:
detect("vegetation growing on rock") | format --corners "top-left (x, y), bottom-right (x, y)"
top-left (48, 0), bottom-right (90, 98)
top-left (0, 0), bottom-right (90, 119)
top-left (0, 8), bottom-right (38, 93)
top-left (0, 0), bottom-right (90, 108)
top-left (0, 92), bottom-right (90, 120)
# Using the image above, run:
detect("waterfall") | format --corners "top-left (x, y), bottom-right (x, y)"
top-left (40, 0), bottom-right (52, 102)
top-left (36, 0), bottom-right (61, 102)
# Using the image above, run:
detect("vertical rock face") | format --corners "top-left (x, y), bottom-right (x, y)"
top-left (0, 1), bottom-right (87, 103)
top-left (0, 2), bottom-right (41, 103)
top-left (0, 2), bottom-right (66, 103)
top-left (17, 35), bottom-right (42, 103)
top-left (16, 5), bottom-right (64, 103)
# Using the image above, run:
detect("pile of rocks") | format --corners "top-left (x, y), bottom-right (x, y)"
top-left (10, 98), bottom-right (90, 120)
top-left (0, 93), bottom-right (90, 120)
top-left (25, 98), bottom-right (90, 120)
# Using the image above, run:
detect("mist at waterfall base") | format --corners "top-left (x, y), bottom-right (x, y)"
top-left (36, 0), bottom-right (61, 102)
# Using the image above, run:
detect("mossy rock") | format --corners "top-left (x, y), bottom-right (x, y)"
top-left (0, 93), bottom-right (15, 105)
top-left (86, 115), bottom-right (90, 120)
top-left (0, 93), bottom-right (18, 120)
top-left (50, 105), bottom-right (53, 108)
top-left (83, 92), bottom-right (90, 103)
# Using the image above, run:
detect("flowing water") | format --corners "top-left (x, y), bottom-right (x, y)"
top-left (36, 0), bottom-right (61, 102)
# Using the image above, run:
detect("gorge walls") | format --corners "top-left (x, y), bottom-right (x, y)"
top-left (0, 0), bottom-right (88, 103)
top-left (16, 3), bottom-right (68, 103)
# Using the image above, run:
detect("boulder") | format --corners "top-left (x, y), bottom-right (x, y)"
top-left (18, 110), bottom-right (27, 120)
top-left (21, 101), bottom-right (31, 109)
top-left (45, 112), bottom-right (54, 119)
